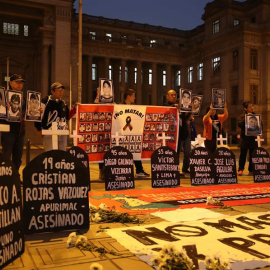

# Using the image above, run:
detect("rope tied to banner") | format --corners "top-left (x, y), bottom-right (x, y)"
top-left (123, 116), bottom-right (133, 131)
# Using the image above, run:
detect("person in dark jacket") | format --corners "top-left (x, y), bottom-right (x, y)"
top-left (1, 74), bottom-right (25, 171)
top-left (124, 89), bottom-right (150, 178)
top-left (237, 101), bottom-right (260, 176)
top-left (165, 89), bottom-right (196, 175)
top-left (34, 82), bottom-right (76, 151)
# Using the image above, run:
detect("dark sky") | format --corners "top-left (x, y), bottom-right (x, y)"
top-left (73, 0), bottom-right (212, 30)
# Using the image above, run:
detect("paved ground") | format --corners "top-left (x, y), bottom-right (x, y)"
top-left (4, 146), bottom-right (270, 270)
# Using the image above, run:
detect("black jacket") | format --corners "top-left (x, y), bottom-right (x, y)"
top-left (34, 96), bottom-right (70, 131)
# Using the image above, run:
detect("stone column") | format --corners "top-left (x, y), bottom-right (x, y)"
top-left (112, 60), bottom-right (120, 102)
top-left (120, 59), bottom-right (126, 100)
top-left (166, 64), bottom-right (172, 90)
top-left (152, 62), bottom-right (157, 105)
top-left (87, 55), bottom-right (93, 103)
top-left (41, 44), bottom-right (49, 97)
top-left (136, 61), bottom-right (142, 104)
top-left (54, 6), bottom-right (71, 87)
top-left (102, 57), bottom-right (110, 78)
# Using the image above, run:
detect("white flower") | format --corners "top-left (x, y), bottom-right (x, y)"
top-left (68, 232), bottom-right (77, 238)
top-left (89, 202), bottom-right (97, 209)
top-left (92, 213), bottom-right (101, 223)
top-left (206, 196), bottom-right (214, 205)
top-left (98, 203), bottom-right (107, 210)
top-left (89, 262), bottom-right (103, 270)
top-left (78, 235), bottom-right (87, 243)
top-left (66, 237), bottom-right (76, 248)
top-left (157, 262), bottom-right (167, 270)
top-left (162, 243), bottom-right (175, 255)
top-left (151, 256), bottom-right (161, 266)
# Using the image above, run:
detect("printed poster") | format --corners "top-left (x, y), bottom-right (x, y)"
top-left (76, 104), bottom-right (178, 162)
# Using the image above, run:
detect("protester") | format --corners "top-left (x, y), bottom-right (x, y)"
top-left (180, 112), bottom-right (197, 174)
top-left (124, 89), bottom-right (150, 178)
top-left (34, 82), bottom-right (76, 152)
top-left (165, 89), bottom-right (194, 176)
top-left (237, 101), bottom-right (260, 176)
top-left (1, 74), bottom-right (25, 171)
top-left (203, 103), bottom-right (228, 153)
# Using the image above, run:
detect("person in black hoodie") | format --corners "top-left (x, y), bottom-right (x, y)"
top-left (165, 90), bottom-right (196, 175)
top-left (237, 101), bottom-right (260, 176)
top-left (35, 82), bottom-right (76, 152)
top-left (1, 74), bottom-right (25, 171)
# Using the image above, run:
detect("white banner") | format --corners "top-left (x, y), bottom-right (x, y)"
top-left (107, 211), bottom-right (270, 270)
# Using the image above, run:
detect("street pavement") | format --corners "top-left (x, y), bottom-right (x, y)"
top-left (3, 146), bottom-right (270, 270)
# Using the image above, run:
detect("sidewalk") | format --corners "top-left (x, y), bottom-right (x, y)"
top-left (4, 147), bottom-right (270, 270)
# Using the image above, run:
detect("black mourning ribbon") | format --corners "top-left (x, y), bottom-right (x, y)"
top-left (123, 116), bottom-right (133, 131)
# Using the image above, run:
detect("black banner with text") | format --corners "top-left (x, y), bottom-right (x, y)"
top-left (23, 150), bottom-right (90, 234)
top-left (0, 154), bottom-right (24, 268)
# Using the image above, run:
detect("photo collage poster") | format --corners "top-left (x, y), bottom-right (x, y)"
top-left (0, 86), bottom-right (7, 119)
top-left (99, 78), bottom-right (114, 103)
top-left (212, 88), bottom-right (226, 109)
top-left (76, 104), bottom-right (179, 162)
top-left (245, 114), bottom-right (262, 136)
top-left (25, 90), bottom-right (41, 121)
top-left (77, 104), bottom-right (114, 162)
top-left (141, 106), bottom-right (179, 159)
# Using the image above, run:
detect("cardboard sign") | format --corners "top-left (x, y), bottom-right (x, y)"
top-left (190, 147), bottom-right (238, 186)
top-left (190, 147), bottom-right (215, 186)
top-left (252, 147), bottom-right (270, 182)
top-left (0, 154), bottom-right (24, 268)
top-left (104, 146), bottom-right (134, 191)
top-left (68, 146), bottom-right (91, 189)
top-left (212, 147), bottom-right (237, 184)
top-left (151, 146), bottom-right (180, 188)
top-left (23, 150), bottom-right (90, 234)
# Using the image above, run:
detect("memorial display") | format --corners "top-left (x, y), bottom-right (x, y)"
top-left (0, 154), bottom-right (24, 268)
top-left (23, 150), bottom-right (90, 234)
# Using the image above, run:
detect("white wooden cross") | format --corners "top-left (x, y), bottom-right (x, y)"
top-left (195, 134), bottom-right (206, 147)
top-left (111, 132), bottom-right (124, 146)
top-left (42, 122), bottom-right (69, 150)
top-left (255, 136), bottom-right (264, 148)
top-left (156, 132), bottom-right (171, 146)
top-left (0, 124), bottom-right (10, 132)
top-left (217, 134), bottom-right (227, 147)
top-left (70, 130), bottom-right (82, 147)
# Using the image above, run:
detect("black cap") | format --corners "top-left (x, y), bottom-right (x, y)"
top-left (10, 74), bottom-right (25, 83)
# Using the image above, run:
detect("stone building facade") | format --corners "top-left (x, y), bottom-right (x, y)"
top-left (0, 0), bottom-right (269, 143)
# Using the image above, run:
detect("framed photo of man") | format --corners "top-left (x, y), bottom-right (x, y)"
top-left (191, 94), bottom-right (203, 116)
top-left (99, 78), bottom-right (114, 103)
top-left (25, 90), bottom-right (41, 121)
top-left (245, 114), bottom-right (262, 136)
top-left (212, 88), bottom-right (226, 109)
top-left (7, 90), bottom-right (22, 122)
top-left (0, 87), bottom-right (7, 119)
top-left (179, 88), bottom-right (192, 112)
